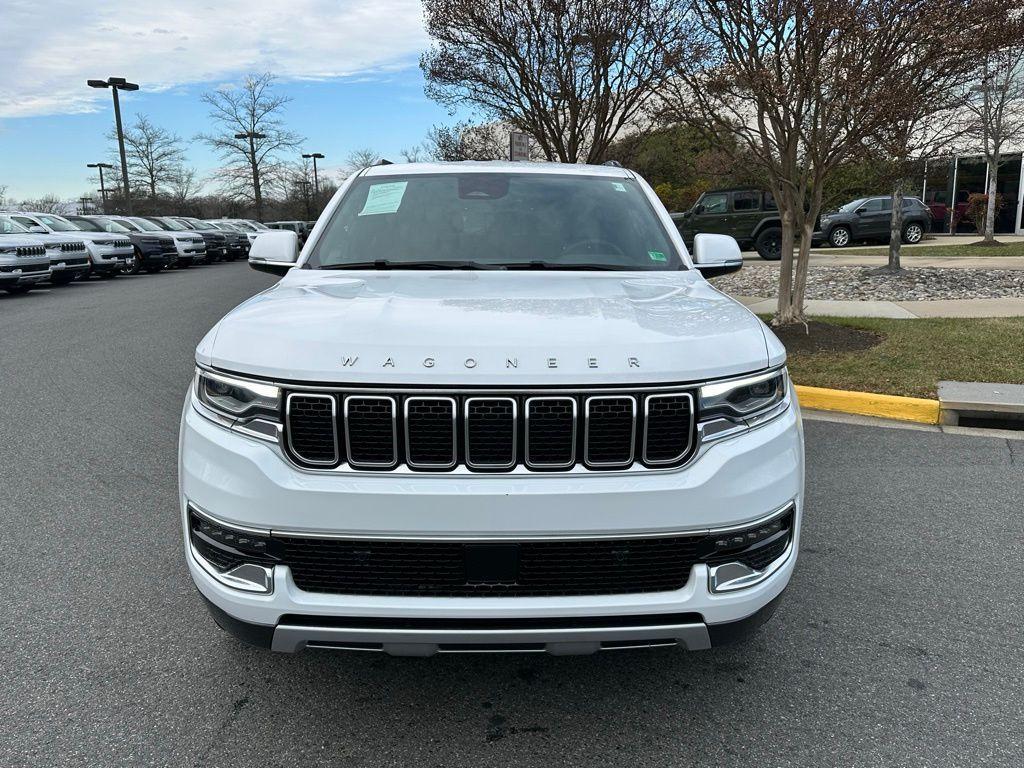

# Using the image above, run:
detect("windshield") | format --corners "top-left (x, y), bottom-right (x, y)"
top-left (307, 173), bottom-right (682, 271)
top-left (838, 198), bottom-right (868, 213)
top-left (130, 217), bottom-right (162, 232)
top-left (169, 218), bottom-right (196, 229)
top-left (113, 218), bottom-right (142, 232)
top-left (68, 217), bottom-right (130, 233)
top-left (144, 218), bottom-right (174, 231)
top-left (0, 216), bottom-right (31, 234)
top-left (36, 214), bottom-right (78, 231)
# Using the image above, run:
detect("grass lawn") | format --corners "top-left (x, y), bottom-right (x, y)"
top-left (774, 316), bottom-right (1024, 398)
top-left (817, 241), bottom-right (1024, 259)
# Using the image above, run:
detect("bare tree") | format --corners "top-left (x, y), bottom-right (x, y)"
top-left (342, 148), bottom-right (381, 178)
top-left (663, 0), bottom-right (1015, 325)
top-left (424, 122), bottom-right (508, 161)
top-left (0, 184), bottom-right (9, 210)
top-left (197, 73), bottom-right (303, 221)
top-left (18, 194), bottom-right (67, 214)
top-left (963, 42), bottom-right (1024, 244)
top-left (422, 0), bottom-right (690, 164)
top-left (114, 115), bottom-right (186, 199)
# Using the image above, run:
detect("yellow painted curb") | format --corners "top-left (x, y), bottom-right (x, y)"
top-left (794, 385), bottom-right (940, 424)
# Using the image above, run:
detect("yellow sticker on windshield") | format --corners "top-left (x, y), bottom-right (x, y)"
top-left (359, 181), bottom-right (407, 216)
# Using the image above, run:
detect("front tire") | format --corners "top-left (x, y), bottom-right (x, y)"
top-left (829, 226), bottom-right (852, 248)
top-left (902, 222), bottom-right (924, 244)
top-left (126, 250), bottom-right (143, 275)
top-left (755, 228), bottom-right (783, 260)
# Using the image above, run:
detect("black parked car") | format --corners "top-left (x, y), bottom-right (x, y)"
top-left (155, 217), bottom-right (229, 263)
top-left (670, 188), bottom-right (784, 260)
top-left (181, 218), bottom-right (247, 260)
top-left (816, 196), bottom-right (932, 248)
top-left (76, 215), bottom-right (177, 274)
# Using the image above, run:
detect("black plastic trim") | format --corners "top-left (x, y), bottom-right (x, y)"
top-left (198, 592), bottom-right (274, 649)
top-left (706, 591), bottom-right (785, 646)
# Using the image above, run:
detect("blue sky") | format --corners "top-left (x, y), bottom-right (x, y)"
top-left (0, 0), bottom-right (466, 202)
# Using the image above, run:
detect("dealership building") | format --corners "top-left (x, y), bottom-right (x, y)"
top-left (921, 150), bottom-right (1024, 234)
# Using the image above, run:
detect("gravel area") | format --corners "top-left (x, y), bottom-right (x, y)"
top-left (711, 265), bottom-right (1024, 301)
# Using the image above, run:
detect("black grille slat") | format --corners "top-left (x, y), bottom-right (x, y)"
top-left (643, 394), bottom-right (694, 464)
top-left (286, 394), bottom-right (338, 465)
top-left (525, 397), bottom-right (576, 468)
top-left (465, 398), bottom-right (516, 469)
top-left (345, 397), bottom-right (397, 467)
top-left (585, 396), bottom-right (636, 467)
top-left (280, 534), bottom-right (704, 597)
top-left (405, 397), bottom-right (456, 468)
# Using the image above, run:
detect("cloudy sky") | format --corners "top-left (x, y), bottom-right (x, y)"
top-left (0, 0), bottom-right (462, 201)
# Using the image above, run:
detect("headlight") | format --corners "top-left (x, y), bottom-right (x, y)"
top-left (698, 369), bottom-right (789, 440)
top-left (195, 368), bottom-right (281, 423)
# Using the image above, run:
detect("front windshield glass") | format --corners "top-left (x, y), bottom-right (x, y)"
top-left (307, 173), bottom-right (683, 271)
top-left (113, 218), bottom-right (142, 232)
top-left (838, 198), bottom-right (868, 213)
top-left (36, 214), bottom-right (78, 231)
top-left (144, 218), bottom-right (173, 231)
top-left (0, 216), bottom-right (31, 234)
top-left (67, 218), bottom-right (104, 232)
top-left (130, 217), bottom-right (162, 232)
top-left (170, 218), bottom-right (196, 229)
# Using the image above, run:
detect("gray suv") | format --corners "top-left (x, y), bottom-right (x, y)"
top-left (816, 196), bottom-right (932, 248)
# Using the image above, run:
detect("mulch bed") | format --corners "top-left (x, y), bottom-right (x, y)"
top-left (771, 321), bottom-right (883, 355)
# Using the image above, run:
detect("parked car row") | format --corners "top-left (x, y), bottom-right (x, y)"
top-left (670, 188), bottom-right (933, 259)
top-left (0, 212), bottom-right (270, 295)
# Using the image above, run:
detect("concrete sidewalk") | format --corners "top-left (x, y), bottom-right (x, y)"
top-left (735, 295), bottom-right (1024, 318)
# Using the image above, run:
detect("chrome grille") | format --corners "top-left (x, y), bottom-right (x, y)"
top-left (16, 246), bottom-right (46, 257)
top-left (465, 397), bottom-right (517, 469)
top-left (584, 396), bottom-right (637, 467)
top-left (284, 388), bottom-right (696, 473)
top-left (344, 396), bottom-right (397, 468)
top-left (286, 394), bottom-right (338, 465)
top-left (60, 242), bottom-right (86, 252)
top-left (405, 397), bottom-right (457, 469)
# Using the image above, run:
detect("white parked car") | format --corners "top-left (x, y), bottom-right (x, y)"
top-left (180, 162), bottom-right (803, 655)
top-left (0, 214), bottom-right (90, 285)
top-left (0, 234), bottom-right (50, 294)
top-left (9, 211), bottom-right (132, 278)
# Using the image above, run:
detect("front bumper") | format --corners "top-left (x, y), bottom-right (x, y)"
top-left (180, 393), bottom-right (804, 654)
top-left (48, 256), bottom-right (90, 275)
top-left (90, 244), bottom-right (132, 269)
top-left (1, 263), bottom-right (50, 285)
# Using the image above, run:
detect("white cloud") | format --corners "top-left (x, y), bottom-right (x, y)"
top-left (0, 0), bottom-right (429, 118)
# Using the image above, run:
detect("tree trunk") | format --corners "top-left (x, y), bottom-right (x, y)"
top-left (888, 180), bottom-right (905, 271)
top-left (775, 206), bottom-right (798, 325)
top-left (984, 158), bottom-right (997, 243)
top-left (789, 217), bottom-right (816, 323)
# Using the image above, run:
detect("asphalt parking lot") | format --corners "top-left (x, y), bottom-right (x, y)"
top-left (2, 265), bottom-right (1022, 767)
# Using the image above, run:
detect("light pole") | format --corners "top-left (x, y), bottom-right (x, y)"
top-left (87, 162), bottom-right (114, 212)
top-left (87, 77), bottom-right (138, 214)
top-left (302, 152), bottom-right (325, 197)
top-left (235, 131), bottom-right (268, 220)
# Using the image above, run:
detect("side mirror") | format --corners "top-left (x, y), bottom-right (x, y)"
top-left (692, 233), bottom-right (743, 277)
top-left (693, 204), bottom-right (705, 215)
top-left (855, 207), bottom-right (866, 215)
top-left (248, 230), bottom-right (299, 276)
top-left (29, 225), bottom-right (47, 234)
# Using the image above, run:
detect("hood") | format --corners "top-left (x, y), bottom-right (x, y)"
top-left (0, 236), bottom-right (48, 249)
top-left (63, 231), bottom-right (125, 243)
top-left (203, 270), bottom-right (773, 385)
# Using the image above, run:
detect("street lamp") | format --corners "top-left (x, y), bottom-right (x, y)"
top-left (87, 77), bottom-right (138, 214)
top-left (87, 162), bottom-right (114, 212)
top-left (302, 152), bottom-right (325, 197)
top-left (235, 131), bottom-right (268, 220)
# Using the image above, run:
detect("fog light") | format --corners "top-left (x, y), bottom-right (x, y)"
top-left (704, 505), bottom-right (794, 593)
top-left (188, 505), bottom-right (278, 594)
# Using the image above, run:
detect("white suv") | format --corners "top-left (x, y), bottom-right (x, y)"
top-left (10, 211), bottom-right (132, 278)
top-left (180, 162), bottom-right (803, 655)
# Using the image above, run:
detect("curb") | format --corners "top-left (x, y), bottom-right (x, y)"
top-left (794, 385), bottom-right (940, 425)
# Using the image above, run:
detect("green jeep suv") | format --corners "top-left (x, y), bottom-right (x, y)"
top-left (671, 188), bottom-right (783, 261)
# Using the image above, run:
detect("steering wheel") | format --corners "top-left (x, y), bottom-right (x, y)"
top-left (561, 238), bottom-right (625, 257)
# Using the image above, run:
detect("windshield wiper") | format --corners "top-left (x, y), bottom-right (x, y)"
top-left (497, 261), bottom-right (634, 271)
top-left (319, 259), bottom-right (504, 270)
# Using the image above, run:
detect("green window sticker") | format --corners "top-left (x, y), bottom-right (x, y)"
top-left (648, 250), bottom-right (667, 262)
top-left (611, 182), bottom-right (627, 192)
top-left (358, 181), bottom-right (408, 216)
